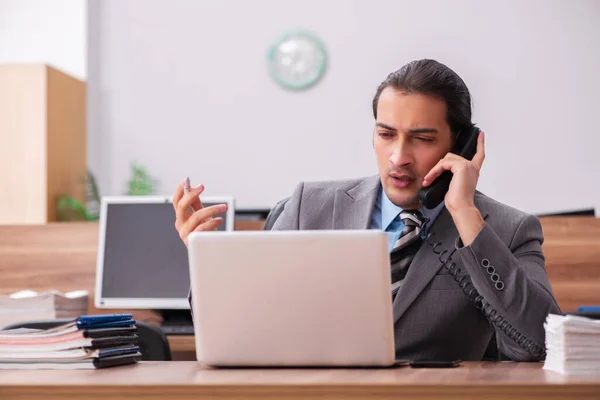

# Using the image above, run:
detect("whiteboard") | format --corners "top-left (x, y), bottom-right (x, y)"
top-left (87, 0), bottom-right (600, 214)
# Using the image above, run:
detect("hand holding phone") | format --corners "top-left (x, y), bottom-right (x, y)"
top-left (418, 126), bottom-right (481, 209)
top-left (419, 126), bottom-right (484, 211)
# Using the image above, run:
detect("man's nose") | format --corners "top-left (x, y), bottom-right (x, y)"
top-left (389, 143), bottom-right (414, 167)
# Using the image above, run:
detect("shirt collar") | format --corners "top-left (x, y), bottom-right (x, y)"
top-left (380, 186), bottom-right (444, 231)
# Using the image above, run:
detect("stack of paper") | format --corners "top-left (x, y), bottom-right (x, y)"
top-left (543, 313), bottom-right (600, 375)
top-left (0, 290), bottom-right (89, 329)
top-left (0, 314), bottom-right (141, 369)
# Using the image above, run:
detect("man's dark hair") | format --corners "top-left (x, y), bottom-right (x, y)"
top-left (372, 59), bottom-right (473, 136)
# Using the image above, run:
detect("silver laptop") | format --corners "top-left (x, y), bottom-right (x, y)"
top-left (187, 230), bottom-right (395, 367)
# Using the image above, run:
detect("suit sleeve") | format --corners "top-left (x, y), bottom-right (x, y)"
top-left (270, 182), bottom-right (304, 231)
top-left (455, 214), bottom-right (561, 361)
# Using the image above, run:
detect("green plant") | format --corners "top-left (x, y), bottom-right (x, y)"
top-left (56, 164), bottom-right (159, 222)
top-left (127, 164), bottom-right (157, 195)
top-left (56, 170), bottom-right (100, 221)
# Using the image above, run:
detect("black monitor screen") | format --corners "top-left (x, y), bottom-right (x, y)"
top-left (100, 201), bottom-right (228, 300)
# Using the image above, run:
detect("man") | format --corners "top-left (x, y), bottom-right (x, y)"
top-left (173, 59), bottom-right (560, 362)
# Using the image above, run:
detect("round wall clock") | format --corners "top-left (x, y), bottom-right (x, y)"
top-left (267, 29), bottom-right (327, 90)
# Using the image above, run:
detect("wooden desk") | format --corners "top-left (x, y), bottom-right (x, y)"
top-left (0, 361), bottom-right (598, 400)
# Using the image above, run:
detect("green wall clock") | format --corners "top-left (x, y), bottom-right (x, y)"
top-left (267, 29), bottom-right (327, 90)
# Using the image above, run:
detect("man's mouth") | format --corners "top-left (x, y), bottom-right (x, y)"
top-left (390, 174), bottom-right (416, 189)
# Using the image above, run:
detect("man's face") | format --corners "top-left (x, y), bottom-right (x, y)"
top-left (373, 88), bottom-right (453, 209)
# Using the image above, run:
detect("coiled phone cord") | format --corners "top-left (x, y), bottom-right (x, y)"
top-left (425, 232), bottom-right (546, 359)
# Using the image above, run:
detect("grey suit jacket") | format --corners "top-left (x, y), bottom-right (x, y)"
top-left (268, 175), bottom-right (561, 361)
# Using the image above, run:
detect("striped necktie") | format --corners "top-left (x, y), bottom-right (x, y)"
top-left (390, 210), bottom-right (426, 299)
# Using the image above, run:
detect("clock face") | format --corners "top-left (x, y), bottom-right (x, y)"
top-left (267, 30), bottom-right (327, 90)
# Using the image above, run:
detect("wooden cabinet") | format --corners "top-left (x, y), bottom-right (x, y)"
top-left (0, 64), bottom-right (86, 224)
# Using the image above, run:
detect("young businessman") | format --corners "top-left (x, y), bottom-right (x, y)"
top-left (173, 59), bottom-right (561, 362)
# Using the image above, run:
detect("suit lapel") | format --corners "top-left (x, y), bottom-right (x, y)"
top-left (333, 175), bottom-right (380, 229)
top-left (392, 206), bottom-right (489, 323)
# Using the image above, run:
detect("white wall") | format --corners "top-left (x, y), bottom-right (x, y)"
top-left (87, 0), bottom-right (600, 213)
top-left (6, 0), bottom-right (599, 214)
top-left (0, 0), bottom-right (86, 80)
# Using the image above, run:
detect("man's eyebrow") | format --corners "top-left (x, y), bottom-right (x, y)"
top-left (407, 128), bottom-right (438, 134)
top-left (375, 122), bottom-right (397, 131)
top-left (376, 123), bottom-right (439, 134)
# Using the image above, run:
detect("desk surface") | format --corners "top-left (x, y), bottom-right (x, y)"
top-left (0, 361), bottom-right (599, 400)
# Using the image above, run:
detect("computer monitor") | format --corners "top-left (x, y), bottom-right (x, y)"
top-left (94, 195), bottom-right (235, 311)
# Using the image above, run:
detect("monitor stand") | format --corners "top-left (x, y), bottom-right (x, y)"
top-left (156, 309), bottom-right (194, 335)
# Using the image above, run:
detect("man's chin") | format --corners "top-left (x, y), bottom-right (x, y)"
top-left (385, 187), bottom-right (421, 209)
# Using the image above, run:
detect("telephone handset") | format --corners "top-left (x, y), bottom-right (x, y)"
top-left (418, 126), bottom-right (481, 210)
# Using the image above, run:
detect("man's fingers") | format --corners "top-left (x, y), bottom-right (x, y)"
top-left (176, 184), bottom-right (205, 223)
top-left (422, 159), bottom-right (456, 186)
top-left (172, 181), bottom-right (185, 212)
top-left (189, 204), bottom-right (227, 225)
top-left (179, 205), bottom-right (226, 243)
top-left (184, 218), bottom-right (224, 246)
top-left (193, 217), bottom-right (224, 232)
top-left (444, 152), bottom-right (463, 161)
top-left (423, 135), bottom-right (484, 187)
top-left (472, 131), bottom-right (485, 169)
top-left (183, 204), bottom-right (227, 234)
top-left (190, 195), bottom-right (203, 212)
top-left (186, 182), bottom-right (205, 212)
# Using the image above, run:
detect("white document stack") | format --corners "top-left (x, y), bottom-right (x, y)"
top-left (0, 290), bottom-right (89, 329)
top-left (543, 313), bottom-right (600, 376)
